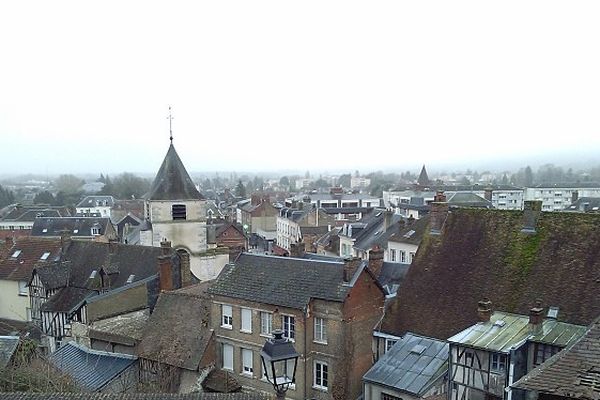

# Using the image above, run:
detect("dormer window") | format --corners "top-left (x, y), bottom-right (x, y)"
top-left (172, 204), bottom-right (187, 220)
top-left (91, 227), bottom-right (100, 235)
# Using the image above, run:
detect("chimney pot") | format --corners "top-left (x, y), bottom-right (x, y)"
top-left (430, 191), bottom-right (449, 235)
top-left (529, 300), bottom-right (545, 333)
top-left (160, 239), bottom-right (172, 255)
top-left (477, 298), bottom-right (493, 322)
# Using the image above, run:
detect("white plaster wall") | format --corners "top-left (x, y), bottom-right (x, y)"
top-left (191, 253), bottom-right (229, 281)
top-left (0, 280), bottom-right (29, 321)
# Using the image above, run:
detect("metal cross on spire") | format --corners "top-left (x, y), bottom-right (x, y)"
top-left (167, 106), bottom-right (174, 144)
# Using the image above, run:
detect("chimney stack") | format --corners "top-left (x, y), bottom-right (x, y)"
top-left (290, 241), bottom-right (306, 258)
top-left (108, 239), bottom-right (118, 254)
top-left (477, 298), bottom-right (493, 322)
top-left (484, 188), bottom-right (493, 202)
top-left (158, 255), bottom-right (174, 292)
top-left (179, 250), bottom-right (192, 287)
top-left (529, 301), bottom-right (544, 334)
top-left (343, 257), bottom-right (363, 283)
top-left (251, 194), bottom-right (261, 206)
top-left (521, 201), bottom-right (542, 234)
top-left (160, 239), bottom-right (172, 256)
top-left (383, 210), bottom-right (393, 233)
top-left (368, 245), bottom-right (385, 278)
top-left (572, 190), bottom-right (579, 204)
top-left (430, 191), bottom-right (448, 235)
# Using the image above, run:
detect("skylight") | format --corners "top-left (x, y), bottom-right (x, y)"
top-left (547, 306), bottom-right (559, 319)
top-left (73, 229), bottom-right (79, 234)
top-left (40, 252), bottom-right (51, 260)
top-left (89, 270), bottom-right (97, 279)
top-left (126, 274), bottom-right (135, 284)
top-left (42, 228), bottom-right (48, 233)
top-left (403, 230), bottom-right (416, 238)
top-left (493, 320), bottom-right (506, 327)
top-left (11, 250), bottom-right (22, 258)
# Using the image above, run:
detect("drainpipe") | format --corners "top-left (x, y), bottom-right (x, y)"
top-left (507, 348), bottom-right (516, 400)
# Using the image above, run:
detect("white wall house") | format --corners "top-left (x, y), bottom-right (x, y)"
top-left (525, 185), bottom-right (600, 212)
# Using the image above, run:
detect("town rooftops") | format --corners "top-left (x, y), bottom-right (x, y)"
top-left (30, 217), bottom-right (112, 237)
top-left (75, 196), bottom-right (115, 208)
top-left (566, 197), bottom-right (600, 213)
top-left (363, 332), bottom-right (448, 397)
top-left (88, 309), bottom-right (149, 346)
top-left (387, 216), bottom-right (429, 246)
top-left (448, 311), bottom-right (586, 353)
top-left (512, 317), bottom-right (600, 399)
top-left (137, 281), bottom-right (213, 371)
top-left (147, 144), bottom-right (204, 201)
top-left (209, 253), bottom-right (356, 309)
top-left (0, 392), bottom-right (270, 399)
top-left (0, 237), bottom-right (62, 282)
top-left (49, 342), bottom-right (137, 392)
top-left (447, 192), bottom-right (493, 208)
top-left (380, 209), bottom-right (600, 340)
top-left (0, 204), bottom-right (72, 223)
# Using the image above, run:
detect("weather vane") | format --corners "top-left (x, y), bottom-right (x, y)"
top-left (167, 106), bottom-right (174, 144)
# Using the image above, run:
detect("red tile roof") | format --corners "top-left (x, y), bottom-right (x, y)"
top-left (0, 237), bottom-right (62, 281)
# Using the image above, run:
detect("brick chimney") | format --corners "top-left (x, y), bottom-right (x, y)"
top-left (430, 191), bottom-right (448, 235)
top-left (529, 301), bottom-right (544, 334)
top-left (343, 257), bottom-right (363, 283)
top-left (521, 200), bottom-right (542, 234)
top-left (108, 239), bottom-right (118, 254)
top-left (290, 241), bottom-right (305, 258)
top-left (572, 190), bottom-right (579, 204)
top-left (368, 245), bottom-right (385, 278)
top-left (158, 255), bottom-right (174, 292)
top-left (484, 188), bottom-right (493, 202)
top-left (477, 298), bottom-right (493, 322)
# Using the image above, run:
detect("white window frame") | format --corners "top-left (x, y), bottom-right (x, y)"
top-left (242, 348), bottom-right (253, 376)
top-left (390, 249), bottom-right (396, 262)
top-left (260, 311), bottom-right (272, 336)
top-left (222, 343), bottom-right (233, 371)
top-left (241, 308), bottom-right (252, 333)
top-left (222, 305), bottom-right (233, 329)
top-left (313, 360), bottom-right (328, 391)
top-left (385, 338), bottom-right (397, 352)
top-left (399, 250), bottom-right (406, 263)
top-left (282, 315), bottom-right (295, 341)
top-left (18, 281), bottom-right (28, 296)
top-left (314, 317), bottom-right (327, 344)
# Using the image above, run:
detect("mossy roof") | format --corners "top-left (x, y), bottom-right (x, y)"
top-left (381, 209), bottom-right (600, 340)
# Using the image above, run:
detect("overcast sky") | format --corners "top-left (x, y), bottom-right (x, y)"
top-left (1, 1), bottom-right (599, 175)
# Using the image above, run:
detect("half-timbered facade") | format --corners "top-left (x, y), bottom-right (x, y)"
top-left (448, 305), bottom-right (586, 400)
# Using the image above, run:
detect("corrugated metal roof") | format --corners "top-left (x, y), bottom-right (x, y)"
top-left (49, 342), bottom-right (136, 391)
top-left (0, 336), bottom-right (20, 368)
top-left (363, 333), bottom-right (448, 396)
top-left (448, 311), bottom-right (587, 353)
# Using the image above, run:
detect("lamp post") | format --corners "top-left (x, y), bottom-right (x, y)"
top-left (260, 329), bottom-right (299, 399)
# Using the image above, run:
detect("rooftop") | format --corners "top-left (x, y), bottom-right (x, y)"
top-left (147, 144), bottom-right (204, 201)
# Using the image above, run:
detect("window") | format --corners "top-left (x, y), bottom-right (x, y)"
top-left (40, 252), bottom-right (51, 260)
top-left (242, 348), bottom-right (253, 375)
top-left (382, 394), bottom-right (403, 400)
top-left (491, 353), bottom-right (507, 372)
top-left (261, 312), bottom-right (272, 336)
top-left (222, 343), bottom-right (233, 371)
top-left (222, 305), bottom-right (233, 328)
top-left (314, 317), bottom-right (327, 343)
top-left (390, 249), bottom-right (396, 262)
top-left (241, 308), bottom-right (252, 333)
top-left (172, 204), bottom-right (187, 220)
top-left (399, 250), bottom-right (406, 263)
top-left (11, 250), bottom-right (21, 258)
top-left (18, 281), bottom-right (28, 296)
top-left (282, 315), bottom-right (295, 340)
top-left (314, 360), bottom-right (328, 390)
top-left (534, 343), bottom-right (560, 366)
top-left (385, 339), bottom-right (398, 352)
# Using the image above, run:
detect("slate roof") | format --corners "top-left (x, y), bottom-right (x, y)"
top-left (566, 197), bottom-right (600, 213)
top-left (448, 311), bottom-right (586, 353)
top-left (353, 213), bottom-right (404, 251)
top-left (380, 209), bottom-right (600, 340)
top-left (379, 262), bottom-right (411, 295)
top-left (512, 317), bottom-right (600, 399)
top-left (40, 286), bottom-right (95, 313)
top-left (147, 144), bottom-right (204, 201)
top-left (137, 281), bottom-right (213, 370)
top-left (447, 192), bottom-right (493, 208)
top-left (76, 196), bottom-right (115, 208)
top-left (0, 393), bottom-right (269, 399)
top-left (49, 342), bottom-right (137, 392)
top-left (0, 335), bottom-right (20, 368)
top-left (0, 237), bottom-right (62, 281)
top-left (31, 217), bottom-right (112, 237)
top-left (363, 332), bottom-right (448, 396)
top-left (208, 253), bottom-right (350, 309)
top-left (387, 216), bottom-right (429, 246)
top-left (0, 205), bottom-right (72, 222)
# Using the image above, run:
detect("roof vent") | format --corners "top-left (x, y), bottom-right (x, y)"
top-left (410, 344), bottom-right (427, 355)
top-left (494, 320), bottom-right (506, 327)
top-left (547, 306), bottom-right (559, 319)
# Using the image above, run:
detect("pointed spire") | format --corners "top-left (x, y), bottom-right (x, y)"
top-left (147, 144), bottom-right (204, 201)
top-left (417, 165), bottom-right (430, 186)
top-left (167, 106), bottom-right (174, 144)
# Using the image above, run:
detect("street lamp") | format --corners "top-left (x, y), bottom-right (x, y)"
top-left (260, 329), bottom-right (299, 399)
